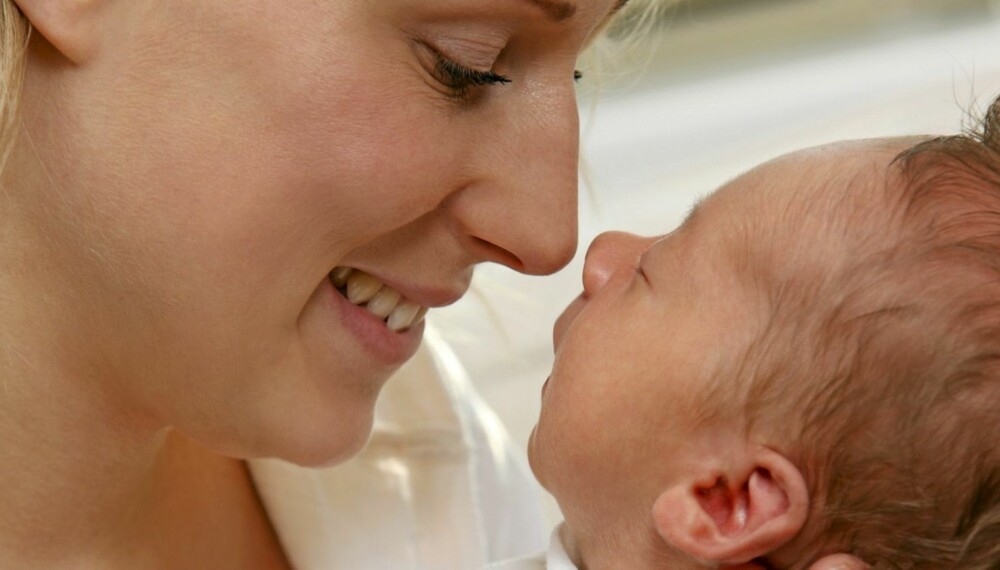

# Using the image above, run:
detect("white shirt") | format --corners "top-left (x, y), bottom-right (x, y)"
top-left (247, 327), bottom-right (547, 569)
top-left (484, 524), bottom-right (577, 570)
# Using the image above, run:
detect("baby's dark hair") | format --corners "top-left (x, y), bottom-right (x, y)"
top-left (733, 95), bottom-right (1000, 568)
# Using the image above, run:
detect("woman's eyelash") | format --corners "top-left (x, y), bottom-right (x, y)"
top-left (426, 46), bottom-right (583, 98)
top-left (432, 51), bottom-right (511, 98)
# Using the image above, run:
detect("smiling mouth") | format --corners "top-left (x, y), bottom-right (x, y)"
top-left (329, 267), bottom-right (428, 332)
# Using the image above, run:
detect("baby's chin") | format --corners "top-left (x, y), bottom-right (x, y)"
top-left (525, 423), bottom-right (549, 489)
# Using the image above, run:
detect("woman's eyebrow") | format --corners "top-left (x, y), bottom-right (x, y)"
top-left (517, 0), bottom-right (631, 24)
top-left (520, 0), bottom-right (577, 22)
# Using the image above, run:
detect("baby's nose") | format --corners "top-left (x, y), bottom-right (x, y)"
top-left (582, 231), bottom-right (658, 296)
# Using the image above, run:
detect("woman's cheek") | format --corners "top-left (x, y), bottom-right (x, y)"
top-left (262, 85), bottom-right (465, 246)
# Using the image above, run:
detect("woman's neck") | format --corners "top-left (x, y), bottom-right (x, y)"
top-left (0, 324), bottom-right (288, 568)
top-left (0, 85), bottom-right (290, 570)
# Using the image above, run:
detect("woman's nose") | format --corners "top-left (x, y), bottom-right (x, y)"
top-left (444, 80), bottom-right (579, 276)
top-left (582, 231), bottom-right (658, 297)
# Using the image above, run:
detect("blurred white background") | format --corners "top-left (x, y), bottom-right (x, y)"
top-left (429, 0), bottom-right (1000, 527)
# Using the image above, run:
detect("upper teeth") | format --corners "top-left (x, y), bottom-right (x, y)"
top-left (330, 267), bottom-right (428, 332)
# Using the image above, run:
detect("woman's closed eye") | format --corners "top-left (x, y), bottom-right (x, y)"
top-left (429, 48), bottom-right (511, 99)
top-left (419, 42), bottom-right (584, 101)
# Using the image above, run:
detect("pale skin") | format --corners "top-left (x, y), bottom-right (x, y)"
top-left (527, 141), bottom-right (919, 569)
top-left (0, 0), bottom-right (626, 567)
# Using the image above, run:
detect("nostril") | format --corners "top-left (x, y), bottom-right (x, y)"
top-left (467, 234), bottom-right (577, 276)
top-left (441, 180), bottom-right (577, 275)
top-left (469, 236), bottom-right (524, 272)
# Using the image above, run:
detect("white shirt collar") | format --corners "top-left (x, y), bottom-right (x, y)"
top-left (547, 524), bottom-right (579, 570)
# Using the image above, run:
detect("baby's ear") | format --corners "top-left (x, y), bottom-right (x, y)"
top-left (14, 0), bottom-right (105, 63)
top-left (651, 448), bottom-right (809, 565)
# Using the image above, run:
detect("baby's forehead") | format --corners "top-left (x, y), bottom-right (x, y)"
top-left (700, 139), bottom-right (919, 247)
top-left (665, 138), bottom-right (927, 330)
top-left (664, 139), bottom-right (920, 394)
top-left (717, 138), bottom-right (913, 214)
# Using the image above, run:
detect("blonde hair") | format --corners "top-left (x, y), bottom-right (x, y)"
top-left (580, 0), bottom-right (671, 94)
top-left (0, 0), bottom-right (29, 173)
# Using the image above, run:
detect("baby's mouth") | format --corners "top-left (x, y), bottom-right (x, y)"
top-left (329, 267), bottom-right (428, 332)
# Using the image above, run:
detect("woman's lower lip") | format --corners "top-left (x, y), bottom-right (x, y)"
top-left (323, 276), bottom-right (424, 365)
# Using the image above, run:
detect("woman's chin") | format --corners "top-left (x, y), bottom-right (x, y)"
top-left (292, 428), bottom-right (374, 468)
top-left (264, 405), bottom-right (377, 468)
top-left (187, 394), bottom-right (379, 468)
top-left (248, 347), bottom-right (390, 467)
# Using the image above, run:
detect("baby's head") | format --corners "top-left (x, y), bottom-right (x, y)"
top-left (529, 97), bottom-right (1000, 569)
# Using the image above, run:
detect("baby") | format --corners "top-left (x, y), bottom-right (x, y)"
top-left (492, 95), bottom-right (1000, 569)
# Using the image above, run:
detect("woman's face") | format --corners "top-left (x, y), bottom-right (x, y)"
top-left (15, 0), bottom-right (623, 464)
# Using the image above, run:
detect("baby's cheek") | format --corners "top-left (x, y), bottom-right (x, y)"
top-left (552, 400), bottom-right (613, 475)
